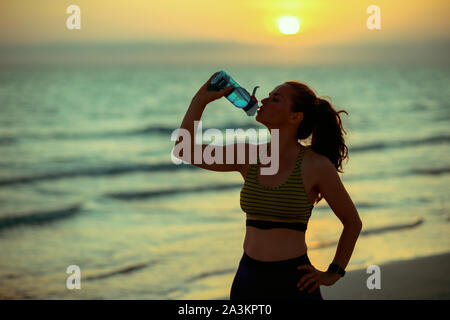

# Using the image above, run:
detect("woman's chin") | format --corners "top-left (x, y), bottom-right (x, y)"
top-left (255, 115), bottom-right (268, 126)
top-left (255, 115), bottom-right (275, 129)
top-left (255, 112), bottom-right (263, 122)
top-left (255, 114), bottom-right (262, 123)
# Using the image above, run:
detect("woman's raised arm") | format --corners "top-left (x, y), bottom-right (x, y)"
top-left (172, 72), bottom-right (251, 175)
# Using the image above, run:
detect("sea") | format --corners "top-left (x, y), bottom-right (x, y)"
top-left (0, 64), bottom-right (449, 299)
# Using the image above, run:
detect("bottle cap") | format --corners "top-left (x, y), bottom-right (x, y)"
top-left (244, 102), bottom-right (258, 116)
top-left (242, 86), bottom-right (259, 116)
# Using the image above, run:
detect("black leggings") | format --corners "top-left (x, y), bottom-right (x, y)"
top-left (230, 251), bottom-right (323, 300)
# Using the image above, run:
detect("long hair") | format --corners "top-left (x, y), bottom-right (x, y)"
top-left (285, 81), bottom-right (349, 202)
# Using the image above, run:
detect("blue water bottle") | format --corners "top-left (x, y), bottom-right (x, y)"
top-left (208, 70), bottom-right (260, 116)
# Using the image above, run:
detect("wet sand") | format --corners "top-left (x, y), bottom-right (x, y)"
top-left (321, 252), bottom-right (450, 299)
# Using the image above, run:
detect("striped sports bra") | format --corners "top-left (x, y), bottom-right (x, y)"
top-left (240, 144), bottom-right (314, 232)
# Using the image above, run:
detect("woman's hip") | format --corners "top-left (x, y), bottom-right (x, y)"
top-left (230, 251), bottom-right (323, 300)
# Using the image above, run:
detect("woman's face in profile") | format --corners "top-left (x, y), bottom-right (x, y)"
top-left (256, 84), bottom-right (297, 127)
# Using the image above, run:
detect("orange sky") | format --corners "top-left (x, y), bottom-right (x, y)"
top-left (0, 0), bottom-right (448, 65)
top-left (0, 0), bottom-right (448, 45)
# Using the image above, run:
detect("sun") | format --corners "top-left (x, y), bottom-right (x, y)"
top-left (277, 16), bottom-right (300, 35)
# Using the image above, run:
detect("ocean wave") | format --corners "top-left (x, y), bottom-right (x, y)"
top-left (1, 135), bottom-right (448, 188)
top-left (0, 203), bottom-right (83, 232)
top-left (106, 183), bottom-right (242, 200)
top-left (2, 124), bottom-right (448, 158)
top-left (1, 162), bottom-right (448, 190)
top-left (349, 134), bottom-right (450, 153)
top-left (84, 261), bottom-right (151, 281)
top-left (1, 123), bottom-right (258, 143)
top-left (131, 123), bottom-right (257, 136)
top-left (409, 167), bottom-right (450, 176)
top-left (6, 128), bottom-right (449, 147)
top-left (353, 201), bottom-right (380, 209)
top-left (0, 163), bottom-right (199, 187)
top-left (185, 268), bottom-right (237, 283)
top-left (0, 136), bottom-right (17, 145)
top-left (309, 218), bottom-right (424, 249)
top-left (360, 218), bottom-right (424, 236)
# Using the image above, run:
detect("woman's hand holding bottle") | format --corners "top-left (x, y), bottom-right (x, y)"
top-left (192, 72), bottom-right (234, 106)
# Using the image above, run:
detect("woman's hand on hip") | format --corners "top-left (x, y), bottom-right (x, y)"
top-left (296, 264), bottom-right (341, 293)
top-left (192, 72), bottom-right (234, 105)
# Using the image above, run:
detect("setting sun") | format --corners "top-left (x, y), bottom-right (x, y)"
top-left (277, 16), bottom-right (300, 34)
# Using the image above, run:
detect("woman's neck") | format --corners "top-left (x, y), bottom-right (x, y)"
top-left (268, 127), bottom-right (300, 158)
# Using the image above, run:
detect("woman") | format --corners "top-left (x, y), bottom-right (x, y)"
top-left (174, 72), bottom-right (363, 300)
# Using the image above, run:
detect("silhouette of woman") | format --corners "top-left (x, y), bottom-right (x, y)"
top-left (174, 72), bottom-right (362, 300)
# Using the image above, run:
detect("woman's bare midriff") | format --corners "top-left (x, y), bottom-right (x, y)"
top-left (244, 218), bottom-right (308, 261)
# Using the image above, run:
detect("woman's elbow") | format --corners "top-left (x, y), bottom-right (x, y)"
top-left (343, 216), bottom-right (363, 231)
top-left (355, 218), bottom-right (363, 231)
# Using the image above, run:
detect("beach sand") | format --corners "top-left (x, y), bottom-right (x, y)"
top-left (321, 252), bottom-right (450, 300)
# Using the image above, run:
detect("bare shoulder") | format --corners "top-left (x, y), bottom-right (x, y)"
top-left (303, 146), bottom-right (335, 186)
top-left (303, 146), bottom-right (333, 170)
top-left (306, 147), bottom-right (346, 200)
top-left (303, 147), bottom-right (361, 225)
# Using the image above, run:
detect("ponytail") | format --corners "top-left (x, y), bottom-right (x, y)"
top-left (311, 97), bottom-right (349, 173)
top-left (285, 81), bottom-right (349, 204)
top-left (285, 81), bottom-right (349, 171)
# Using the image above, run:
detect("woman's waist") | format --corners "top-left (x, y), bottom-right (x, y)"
top-left (240, 251), bottom-right (311, 271)
top-left (244, 228), bottom-right (307, 261)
